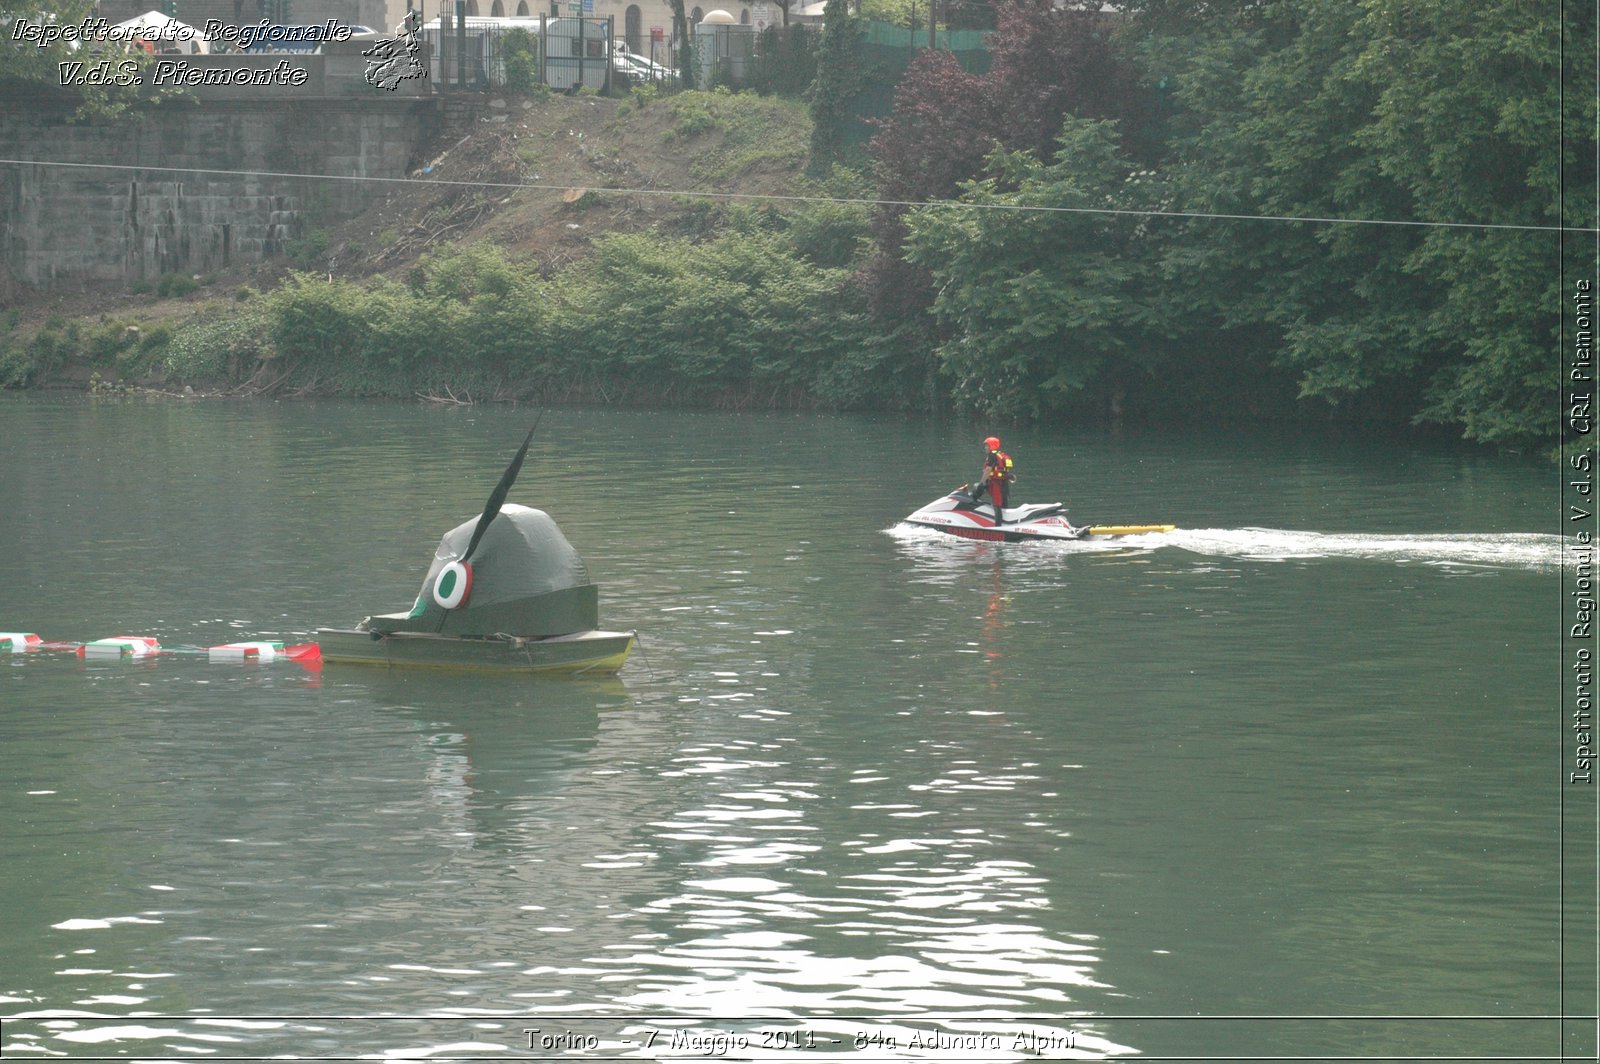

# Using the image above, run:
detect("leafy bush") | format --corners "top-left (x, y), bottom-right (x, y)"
top-left (263, 273), bottom-right (369, 373)
top-left (139, 324), bottom-right (174, 352)
top-left (667, 96), bottom-right (718, 137)
top-left (285, 229), bottom-right (330, 271)
top-left (779, 187), bottom-right (871, 267)
top-left (163, 310), bottom-right (270, 380)
top-left (539, 223), bottom-right (881, 406)
top-left (1, 320), bottom-right (79, 387)
top-left (156, 272), bottom-right (199, 298)
top-left (0, 343), bottom-right (34, 387)
top-left (244, 216), bottom-right (912, 407)
top-left (502, 28), bottom-right (540, 93)
top-left (84, 321), bottom-right (134, 363)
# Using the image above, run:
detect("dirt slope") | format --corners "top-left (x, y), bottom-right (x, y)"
top-left (324, 89), bottom-right (815, 281)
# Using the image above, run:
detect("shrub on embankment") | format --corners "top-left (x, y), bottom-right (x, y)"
top-left (0, 302), bottom-right (271, 394)
top-left (256, 209), bottom-right (922, 409)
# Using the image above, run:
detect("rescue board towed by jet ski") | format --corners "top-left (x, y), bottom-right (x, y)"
top-left (904, 487), bottom-right (1175, 543)
top-left (316, 421), bottom-right (635, 675)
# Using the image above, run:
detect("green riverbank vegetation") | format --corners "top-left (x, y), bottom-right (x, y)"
top-left (3, 0), bottom-right (1588, 454)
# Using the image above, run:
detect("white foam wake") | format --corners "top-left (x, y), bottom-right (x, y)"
top-left (889, 522), bottom-right (1567, 572)
top-left (1152, 527), bottom-right (1562, 571)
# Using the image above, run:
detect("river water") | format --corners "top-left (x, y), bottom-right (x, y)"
top-left (0, 395), bottom-right (1581, 1060)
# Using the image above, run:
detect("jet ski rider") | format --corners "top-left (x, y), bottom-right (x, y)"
top-left (978, 435), bottom-right (1015, 525)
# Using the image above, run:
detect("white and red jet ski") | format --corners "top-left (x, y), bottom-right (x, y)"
top-left (904, 487), bottom-right (1176, 543)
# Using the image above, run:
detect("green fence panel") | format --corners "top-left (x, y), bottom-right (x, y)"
top-left (826, 24), bottom-right (988, 146)
top-left (861, 18), bottom-right (988, 52)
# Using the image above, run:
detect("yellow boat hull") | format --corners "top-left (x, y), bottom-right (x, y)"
top-left (317, 628), bottom-right (634, 675)
top-left (1086, 524), bottom-right (1177, 536)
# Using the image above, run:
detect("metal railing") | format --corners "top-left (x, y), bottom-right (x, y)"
top-left (421, 12), bottom-right (680, 91)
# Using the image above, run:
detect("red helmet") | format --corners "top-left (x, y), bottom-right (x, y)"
top-left (983, 436), bottom-right (1001, 450)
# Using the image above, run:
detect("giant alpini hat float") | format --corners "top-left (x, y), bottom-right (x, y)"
top-left (316, 420), bottom-right (634, 674)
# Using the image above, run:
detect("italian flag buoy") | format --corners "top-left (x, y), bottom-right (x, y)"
top-left (79, 637), bottom-right (161, 659)
top-left (207, 641), bottom-right (285, 662)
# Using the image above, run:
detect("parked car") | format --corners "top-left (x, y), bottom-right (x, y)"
top-left (612, 40), bottom-right (674, 84)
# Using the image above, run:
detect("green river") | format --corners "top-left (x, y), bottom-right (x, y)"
top-left (0, 395), bottom-right (1592, 1061)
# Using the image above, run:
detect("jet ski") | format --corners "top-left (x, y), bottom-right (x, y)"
top-left (904, 487), bottom-right (1175, 543)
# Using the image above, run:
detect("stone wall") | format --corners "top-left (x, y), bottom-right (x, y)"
top-left (0, 77), bottom-right (441, 292)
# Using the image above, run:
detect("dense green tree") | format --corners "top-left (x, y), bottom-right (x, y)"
top-left (1131, 0), bottom-right (1582, 445)
top-left (667, 0), bottom-right (695, 87)
top-left (903, 118), bottom-right (1168, 419)
top-left (863, 0), bottom-right (1141, 328)
top-left (1, 0), bottom-right (159, 118)
top-left (940, 0), bottom-right (995, 31)
top-left (861, 50), bottom-right (992, 323)
top-left (500, 28), bottom-right (539, 93)
top-left (547, 221), bottom-right (875, 404)
top-left (1349, 0), bottom-right (1572, 444)
top-left (1139, 4), bottom-right (1427, 416)
top-left (808, 0), bottom-right (866, 171)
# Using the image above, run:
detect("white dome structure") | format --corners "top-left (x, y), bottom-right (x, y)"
top-left (694, 6), bottom-right (755, 86)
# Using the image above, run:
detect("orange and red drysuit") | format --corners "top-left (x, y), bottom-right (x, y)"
top-left (982, 446), bottom-right (1014, 522)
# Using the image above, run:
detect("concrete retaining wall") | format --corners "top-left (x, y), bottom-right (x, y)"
top-left (0, 79), bottom-right (441, 292)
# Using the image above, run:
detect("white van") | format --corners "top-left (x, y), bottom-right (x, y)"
top-left (421, 15), bottom-right (544, 87)
top-left (540, 16), bottom-right (614, 92)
